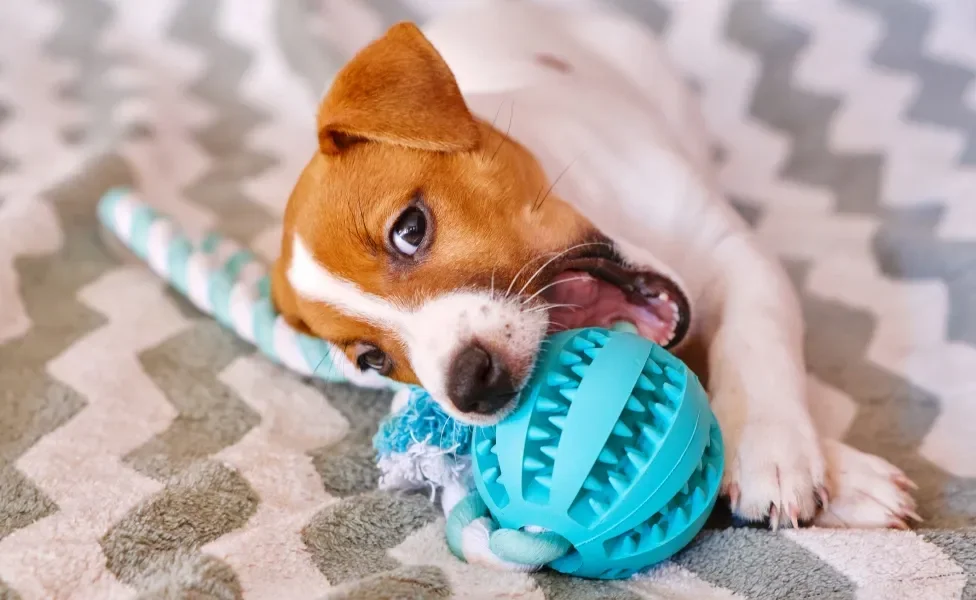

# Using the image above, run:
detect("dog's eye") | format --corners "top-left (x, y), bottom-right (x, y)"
top-left (355, 345), bottom-right (391, 375)
top-left (390, 206), bottom-right (427, 256)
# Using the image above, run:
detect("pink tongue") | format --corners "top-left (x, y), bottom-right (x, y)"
top-left (543, 271), bottom-right (675, 345)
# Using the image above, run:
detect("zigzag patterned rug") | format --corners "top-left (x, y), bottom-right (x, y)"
top-left (0, 1), bottom-right (973, 598)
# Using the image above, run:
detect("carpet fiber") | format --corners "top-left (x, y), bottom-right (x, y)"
top-left (0, 0), bottom-right (974, 598)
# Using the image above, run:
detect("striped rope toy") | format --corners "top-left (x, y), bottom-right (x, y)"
top-left (96, 187), bottom-right (404, 392)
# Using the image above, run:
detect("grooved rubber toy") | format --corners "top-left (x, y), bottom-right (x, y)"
top-left (472, 327), bottom-right (723, 579)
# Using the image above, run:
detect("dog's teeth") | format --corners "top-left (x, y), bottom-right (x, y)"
top-left (656, 291), bottom-right (670, 302)
top-left (664, 317), bottom-right (679, 343)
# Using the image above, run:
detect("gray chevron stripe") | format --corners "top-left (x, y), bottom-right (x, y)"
top-left (124, 321), bottom-right (260, 481)
top-left (0, 157), bottom-right (139, 543)
top-left (922, 531), bottom-right (976, 598)
top-left (724, 0), bottom-right (976, 526)
top-left (874, 205), bottom-right (976, 349)
top-left (850, 0), bottom-right (976, 164)
top-left (44, 0), bottom-right (127, 145)
top-left (790, 259), bottom-right (975, 527)
top-left (675, 529), bottom-right (855, 599)
top-left (307, 382), bottom-right (393, 497)
top-left (275, 0), bottom-right (346, 97)
top-left (0, 96), bottom-right (13, 179)
top-left (170, 0), bottom-right (275, 242)
top-left (360, 0), bottom-right (422, 27)
top-left (727, 0), bottom-right (886, 216)
top-left (301, 490), bottom-right (438, 584)
top-left (607, 0), bottom-right (670, 34)
top-left (0, 466), bottom-right (56, 541)
top-left (101, 461), bottom-right (258, 598)
top-left (846, 0), bottom-right (976, 529)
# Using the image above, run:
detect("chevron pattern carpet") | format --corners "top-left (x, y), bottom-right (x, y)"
top-left (0, 1), bottom-right (974, 598)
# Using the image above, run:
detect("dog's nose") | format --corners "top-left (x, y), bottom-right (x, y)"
top-left (447, 344), bottom-right (515, 415)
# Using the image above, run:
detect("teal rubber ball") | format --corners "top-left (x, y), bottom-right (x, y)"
top-left (471, 327), bottom-right (723, 579)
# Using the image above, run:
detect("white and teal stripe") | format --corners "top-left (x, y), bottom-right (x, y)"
top-left (97, 187), bottom-right (406, 392)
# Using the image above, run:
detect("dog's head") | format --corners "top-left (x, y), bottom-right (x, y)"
top-left (273, 23), bottom-right (691, 424)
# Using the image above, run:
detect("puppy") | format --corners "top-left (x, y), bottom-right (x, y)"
top-left (273, 3), bottom-right (917, 529)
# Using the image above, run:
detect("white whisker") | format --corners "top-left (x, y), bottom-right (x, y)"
top-left (505, 254), bottom-right (550, 299)
top-left (524, 302), bottom-right (581, 314)
top-left (515, 241), bottom-right (609, 299)
top-left (521, 275), bottom-right (592, 306)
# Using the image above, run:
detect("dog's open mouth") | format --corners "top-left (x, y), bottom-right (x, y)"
top-left (540, 247), bottom-right (691, 349)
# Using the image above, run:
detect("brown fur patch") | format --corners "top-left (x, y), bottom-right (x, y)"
top-left (273, 22), bottom-right (593, 382)
top-left (318, 22), bottom-right (480, 154)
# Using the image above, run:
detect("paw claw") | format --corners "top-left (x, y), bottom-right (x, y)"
top-left (894, 474), bottom-right (918, 491)
top-left (789, 505), bottom-right (800, 529)
top-left (769, 504), bottom-right (780, 532)
top-left (888, 519), bottom-right (910, 531)
top-left (905, 509), bottom-right (923, 523)
top-left (725, 483), bottom-right (741, 513)
top-left (816, 486), bottom-right (830, 510)
top-left (722, 424), bottom-right (824, 527)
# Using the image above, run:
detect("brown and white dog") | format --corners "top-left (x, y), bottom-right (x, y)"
top-left (273, 3), bottom-right (918, 530)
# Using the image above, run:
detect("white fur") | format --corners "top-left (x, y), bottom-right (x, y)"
top-left (414, 2), bottom-right (914, 527)
top-left (815, 439), bottom-right (919, 529)
top-left (287, 235), bottom-right (548, 420)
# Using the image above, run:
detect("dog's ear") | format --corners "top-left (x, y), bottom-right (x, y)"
top-left (317, 22), bottom-right (480, 155)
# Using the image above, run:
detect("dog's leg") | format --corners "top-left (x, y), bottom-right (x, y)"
top-left (701, 234), bottom-right (827, 527)
top-left (814, 439), bottom-right (919, 529)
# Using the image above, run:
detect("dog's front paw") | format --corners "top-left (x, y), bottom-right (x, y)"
top-left (721, 420), bottom-right (827, 529)
top-left (813, 439), bottom-right (920, 529)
